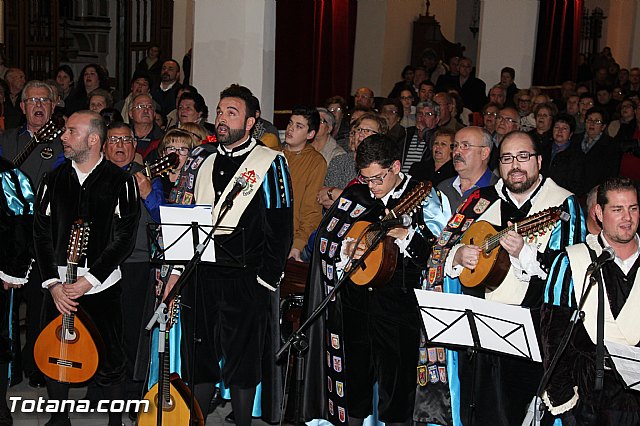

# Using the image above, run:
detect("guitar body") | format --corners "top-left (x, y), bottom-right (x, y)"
top-left (34, 314), bottom-right (99, 383)
top-left (345, 221), bottom-right (398, 286)
top-left (138, 373), bottom-right (204, 426)
top-left (459, 220), bottom-right (510, 290)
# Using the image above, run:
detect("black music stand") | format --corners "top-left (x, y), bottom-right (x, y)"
top-left (145, 205), bottom-right (246, 426)
top-left (414, 289), bottom-right (541, 426)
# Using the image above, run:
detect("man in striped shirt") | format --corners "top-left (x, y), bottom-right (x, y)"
top-left (401, 100), bottom-right (440, 174)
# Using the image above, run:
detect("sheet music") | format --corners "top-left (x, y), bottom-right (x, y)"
top-left (159, 205), bottom-right (216, 262)
top-left (606, 340), bottom-right (640, 391)
top-left (415, 290), bottom-right (542, 362)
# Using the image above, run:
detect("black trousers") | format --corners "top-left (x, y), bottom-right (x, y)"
top-left (180, 267), bottom-right (270, 388)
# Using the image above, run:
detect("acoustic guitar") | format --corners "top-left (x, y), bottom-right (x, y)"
top-left (138, 296), bottom-right (205, 426)
top-left (140, 152), bottom-right (180, 179)
top-left (345, 181), bottom-right (432, 287)
top-left (12, 115), bottom-right (65, 167)
top-left (34, 219), bottom-right (100, 383)
top-left (459, 206), bottom-right (568, 289)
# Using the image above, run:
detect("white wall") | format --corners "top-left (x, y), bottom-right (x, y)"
top-left (352, 0), bottom-right (388, 96)
top-left (477, 0), bottom-right (539, 89)
top-left (172, 0), bottom-right (194, 69)
top-left (192, 0), bottom-right (276, 120)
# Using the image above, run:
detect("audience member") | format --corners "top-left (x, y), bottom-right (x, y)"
top-left (408, 127), bottom-right (456, 185)
top-left (151, 59), bottom-right (183, 116)
top-left (540, 112), bottom-right (583, 194)
top-left (311, 107), bottom-right (345, 164)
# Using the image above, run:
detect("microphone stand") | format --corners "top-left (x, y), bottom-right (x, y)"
top-left (145, 197), bottom-right (238, 426)
top-left (536, 259), bottom-right (606, 423)
top-left (276, 224), bottom-right (393, 425)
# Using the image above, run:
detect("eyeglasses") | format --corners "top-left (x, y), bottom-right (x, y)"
top-left (579, 101), bottom-right (594, 106)
top-left (165, 146), bottom-right (190, 155)
top-left (586, 118), bottom-right (603, 125)
top-left (328, 107), bottom-right (342, 113)
top-left (132, 104), bottom-right (153, 110)
top-left (107, 136), bottom-right (135, 145)
top-left (383, 110), bottom-right (399, 115)
top-left (483, 111), bottom-right (498, 118)
top-left (355, 127), bottom-right (378, 136)
top-left (357, 168), bottom-right (390, 186)
top-left (450, 142), bottom-right (486, 151)
top-left (416, 111), bottom-right (435, 117)
top-left (498, 116), bottom-right (519, 124)
top-left (320, 119), bottom-right (329, 124)
top-left (24, 97), bottom-right (52, 105)
top-left (536, 113), bottom-right (551, 119)
top-left (499, 152), bottom-right (538, 164)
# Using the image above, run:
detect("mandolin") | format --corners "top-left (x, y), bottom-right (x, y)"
top-left (34, 219), bottom-right (100, 383)
top-left (138, 295), bottom-right (204, 426)
top-left (459, 206), bottom-right (569, 289)
top-left (12, 115), bottom-right (65, 167)
top-left (345, 181), bottom-right (432, 287)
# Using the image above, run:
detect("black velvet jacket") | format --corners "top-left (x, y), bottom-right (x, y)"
top-left (33, 158), bottom-right (140, 284)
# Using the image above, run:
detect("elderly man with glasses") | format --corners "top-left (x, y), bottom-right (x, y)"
top-left (128, 93), bottom-right (165, 161)
top-left (418, 130), bottom-right (585, 426)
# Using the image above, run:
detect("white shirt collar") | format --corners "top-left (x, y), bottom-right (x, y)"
top-left (72, 155), bottom-right (104, 185)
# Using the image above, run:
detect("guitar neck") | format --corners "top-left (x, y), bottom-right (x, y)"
top-left (63, 262), bottom-right (78, 331)
top-left (12, 136), bottom-right (38, 167)
top-left (483, 208), bottom-right (561, 252)
top-left (161, 332), bottom-right (171, 407)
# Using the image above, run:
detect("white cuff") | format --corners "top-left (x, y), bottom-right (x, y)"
top-left (42, 278), bottom-right (60, 289)
top-left (394, 227), bottom-right (416, 258)
top-left (0, 268), bottom-right (29, 285)
top-left (257, 275), bottom-right (278, 292)
top-left (541, 386), bottom-right (579, 415)
top-left (509, 242), bottom-right (548, 282)
top-left (84, 272), bottom-right (102, 289)
top-left (444, 244), bottom-right (464, 278)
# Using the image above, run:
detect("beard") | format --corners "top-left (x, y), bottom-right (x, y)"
top-left (216, 123), bottom-right (248, 146)
top-left (64, 143), bottom-right (91, 164)
top-left (505, 169), bottom-right (539, 194)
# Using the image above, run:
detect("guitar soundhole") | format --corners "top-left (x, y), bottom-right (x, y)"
top-left (153, 394), bottom-right (176, 412)
top-left (55, 325), bottom-right (79, 344)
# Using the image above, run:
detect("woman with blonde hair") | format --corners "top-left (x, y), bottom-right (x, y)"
top-left (158, 128), bottom-right (197, 199)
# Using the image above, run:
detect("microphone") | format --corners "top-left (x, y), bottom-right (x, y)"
top-left (587, 247), bottom-right (615, 273)
top-left (372, 214), bottom-right (412, 230)
top-left (223, 176), bottom-right (248, 207)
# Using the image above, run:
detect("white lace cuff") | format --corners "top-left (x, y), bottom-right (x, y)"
top-left (542, 386), bottom-right (579, 415)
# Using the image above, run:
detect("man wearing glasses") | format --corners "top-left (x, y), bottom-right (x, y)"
top-left (401, 100), bottom-right (440, 174)
top-left (574, 107), bottom-right (620, 197)
top-left (304, 134), bottom-right (451, 426)
top-left (128, 93), bottom-right (165, 161)
top-left (102, 122), bottom-right (163, 415)
top-left (424, 131), bottom-right (584, 426)
top-left (437, 126), bottom-right (497, 210)
top-left (0, 80), bottom-right (63, 389)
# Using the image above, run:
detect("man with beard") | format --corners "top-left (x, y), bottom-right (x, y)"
top-left (0, 80), bottom-right (63, 388)
top-left (151, 59), bottom-right (183, 116)
top-left (422, 131), bottom-right (584, 426)
top-left (33, 110), bottom-right (140, 426)
top-left (540, 178), bottom-right (640, 425)
top-left (164, 84), bottom-right (293, 425)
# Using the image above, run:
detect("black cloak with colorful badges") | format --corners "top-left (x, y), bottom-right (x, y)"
top-left (302, 179), bottom-right (451, 424)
